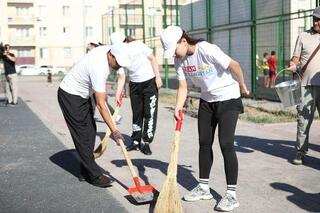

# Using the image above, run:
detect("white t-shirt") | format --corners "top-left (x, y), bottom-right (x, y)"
top-left (60, 45), bottom-right (110, 99)
top-left (125, 41), bottom-right (155, 83)
top-left (175, 41), bottom-right (240, 102)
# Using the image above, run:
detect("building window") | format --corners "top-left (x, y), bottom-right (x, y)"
top-left (298, 26), bottom-right (305, 33)
top-left (62, 5), bottom-right (70, 16)
top-left (64, 47), bottom-right (71, 58)
top-left (84, 5), bottom-right (92, 16)
top-left (38, 5), bottom-right (46, 17)
top-left (16, 6), bottom-right (31, 16)
top-left (128, 28), bottom-right (135, 37)
top-left (63, 26), bottom-right (70, 36)
top-left (39, 27), bottom-right (47, 37)
top-left (16, 27), bottom-right (31, 37)
top-left (149, 27), bottom-right (156, 37)
top-left (85, 26), bottom-right (93, 37)
top-left (40, 48), bottom-right (48, 59)
top-left (17, 49), bottom-right (32, 57)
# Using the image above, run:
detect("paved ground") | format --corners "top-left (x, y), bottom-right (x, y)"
top-left (0, 96), bottom-right (126, 213)
top-left (1, 76), bottom-right (320, 213)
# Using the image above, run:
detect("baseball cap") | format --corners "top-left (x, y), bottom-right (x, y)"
top-left (110, 42), bottom-right (131, 67)
top-left (110, 32), bottom-right (126, 44)
top-left (312, 6), bottom-right (320, 19)
top-left (160, 26), bottom-right (183, 59)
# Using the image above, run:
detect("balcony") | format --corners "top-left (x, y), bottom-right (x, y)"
top-left (7, 0), bottom-right (34, 4)
top-left (119, 14), bottom-right (143, 26)
top-left (119, 0), bottom-right (142, 6)
top-left (9, 36), bottom-right (36, 46)
top-left (7, 16), bottom-right (34, 25)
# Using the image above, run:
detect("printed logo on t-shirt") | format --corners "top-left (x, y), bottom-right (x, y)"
top-left (182, 64), bottom-right (215, 78)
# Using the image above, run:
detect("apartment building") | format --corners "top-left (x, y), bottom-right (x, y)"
top-left (0, 0), bottom-right (112, 68)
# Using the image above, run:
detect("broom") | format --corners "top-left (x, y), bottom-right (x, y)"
top-left (154, 111), bottom-right (184, 213)
top-left (93, 99), bottom-right (121, 159)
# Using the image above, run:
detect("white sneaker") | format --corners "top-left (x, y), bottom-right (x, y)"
top-left (183, 185), bottom-right (213, 202)
top-left (215, 193), bottom-right (239, 212)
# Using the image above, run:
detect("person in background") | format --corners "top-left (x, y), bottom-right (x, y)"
top-left (3, 44), bottom-right (18, 106)
top-left (288, 6), bottom-right (320, 165)
top-left (267, 50), bottom-right (277, 88)
top-left (262, 52), bottom-right (270, 87)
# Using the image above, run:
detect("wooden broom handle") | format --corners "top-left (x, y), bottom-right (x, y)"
top-left (117, 138), bottom-right (139, 178)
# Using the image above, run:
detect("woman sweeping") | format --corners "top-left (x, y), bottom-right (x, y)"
top-left (160, 26), bottom-right (249, 212)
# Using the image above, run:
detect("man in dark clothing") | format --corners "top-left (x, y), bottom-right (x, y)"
top-left (2, 44), bottom-right (18, 105)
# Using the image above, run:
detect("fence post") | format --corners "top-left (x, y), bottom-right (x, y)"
top-left (251, 0), bottom-right (257, 97)
top-left (142, 0), bottom-right (146, 43)
top-left (190, 0), bottom-right (194, 30)
top-left (206, 0), bottom-right (212, 42)
top-left (163, 0), bottom-right (169, 88)
top-left (125, 4), bottom-right (128, 36)
top-left (175, 0), bottom-right (179, 25)
top-left (277, 1), bottom-right (285, 81)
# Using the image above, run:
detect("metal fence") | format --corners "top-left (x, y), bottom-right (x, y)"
top-left (180, 0), bottom-right (319, 100)
top-left (104, 0), bottom-right (320, 100)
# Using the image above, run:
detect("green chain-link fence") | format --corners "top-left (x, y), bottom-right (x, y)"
top-left (104, 0), bottom-right (319, 98)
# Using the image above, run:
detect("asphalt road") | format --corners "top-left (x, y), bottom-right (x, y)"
top-left (0, 99), bottom-right (127, 213)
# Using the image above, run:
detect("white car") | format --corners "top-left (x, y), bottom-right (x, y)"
top-left (39, 65), bottom-right (66, 75)
top-left (17, 65), bottom-right (44, 76)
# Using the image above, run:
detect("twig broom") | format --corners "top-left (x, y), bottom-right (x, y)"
top-left (154, 111), bottom-right (184, 213)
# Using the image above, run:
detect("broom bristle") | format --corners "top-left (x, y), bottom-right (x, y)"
top-left (155, 131), bottom-right (182, 213)
top-left (154, 177), bottom-right (182, 213)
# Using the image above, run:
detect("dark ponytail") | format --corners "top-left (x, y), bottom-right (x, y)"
top-left (180, 30), bottom-right (205, 45)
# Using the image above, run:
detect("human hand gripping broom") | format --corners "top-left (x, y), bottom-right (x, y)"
top-left (93, 97), bottom-right (122, 159)
top-left (154, 110), bottom-right (184, 213)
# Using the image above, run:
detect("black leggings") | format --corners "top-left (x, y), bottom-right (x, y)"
top-left (198, 98), bottom-right (243, 185)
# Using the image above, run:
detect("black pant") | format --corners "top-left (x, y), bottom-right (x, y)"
top-left (57, 88), bottom-right (102, 180)
top-left (198, 98), bottom-right (243, 185)
top-left (129, 78), bottom-right (158, 143)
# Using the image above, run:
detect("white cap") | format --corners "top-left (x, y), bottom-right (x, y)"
top-left (110, 42), bottom-right (131, 67)
top-left (110, 32), bottom-right (126, 44)
top-left (160, 26), bottom-right (183, 59)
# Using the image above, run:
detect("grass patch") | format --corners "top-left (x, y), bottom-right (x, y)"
top-left (240, 106), bottom-right (296, 123)
top-left (159, 92), bottom-right (299, 124)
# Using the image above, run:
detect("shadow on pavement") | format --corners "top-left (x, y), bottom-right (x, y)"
top-left (111, 158), bottom-right (197, 190)
top-left (49, 149), bottom-right (128, 188)
top-left (235, 136), bottom-right (320, 171)
top-left (111, 158), bottom-right (221, 212)
top-left (270, 182), bottom-right (320, 212)
top-left (49, 149), bottom-right (83, 179)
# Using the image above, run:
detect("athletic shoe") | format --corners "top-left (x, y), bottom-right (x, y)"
top-left (183, 184), bottom-right (213, 202)
top-left (140, 142), bottom-right (152, 155)
top-left (215, 193), bottom-right (239, 212)
top-left (126, 140), bottom-right (140, 151)
top-left (292, 151), bottom-right (305, 165)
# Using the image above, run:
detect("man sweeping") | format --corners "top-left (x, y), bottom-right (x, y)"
top-left (58, 43), bottom-right (130, 187)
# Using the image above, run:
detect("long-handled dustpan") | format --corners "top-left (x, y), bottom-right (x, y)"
top-left (117, 138), bottom-right (156, 203)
